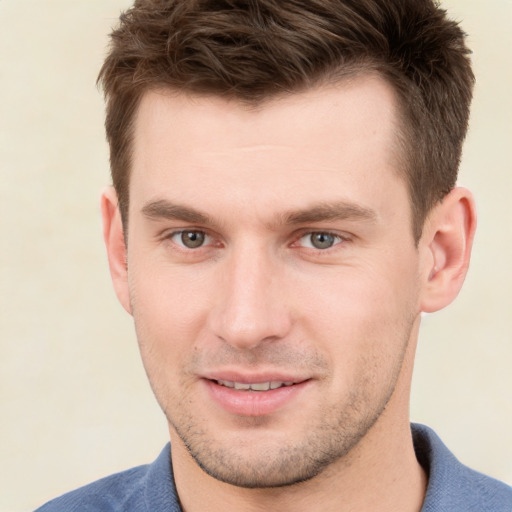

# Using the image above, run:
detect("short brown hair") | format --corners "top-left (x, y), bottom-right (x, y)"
top-left (98, 0), bottom-right (474, 242)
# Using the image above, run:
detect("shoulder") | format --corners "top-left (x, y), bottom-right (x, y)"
top-left (34, 444), bottom-right (181, 512)
top-left (412, 423), bottom-right (512, 512)
top-left (34, 465), bottom-right (149, 512)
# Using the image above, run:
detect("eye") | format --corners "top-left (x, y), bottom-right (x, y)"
top-left (298, 232), bottom-right (343, 250)
top-left (171, 230), bottom-right (210, 249)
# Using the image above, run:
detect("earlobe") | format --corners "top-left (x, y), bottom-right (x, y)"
top-left (420, 187), bottom-right (477, 313)
top-left (100, 187), bottom-right (132, 315)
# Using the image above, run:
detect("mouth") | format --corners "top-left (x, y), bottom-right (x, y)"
top-left (203, 376), bottom-right (311, 416)
top-left (214, 380), bottom-right (296, 391)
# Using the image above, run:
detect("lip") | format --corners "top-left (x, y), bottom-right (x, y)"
top-left (204, 370), bottom-right (309, 385)
top-left (202, 373), bottom-right (311, 417)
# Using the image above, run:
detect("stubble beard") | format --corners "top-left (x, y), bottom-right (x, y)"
top-left (161, 333), bottom-right (413, 489)
top-left (169, 390), bottom-right (387, 488)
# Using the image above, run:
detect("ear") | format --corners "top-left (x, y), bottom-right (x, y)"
top-left (100, 187), bottom-right (132, 315)
top-left (420, 187), bottom-right (477, 313)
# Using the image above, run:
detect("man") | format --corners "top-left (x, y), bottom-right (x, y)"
top-left (36, 0), bottom-right (512, 510)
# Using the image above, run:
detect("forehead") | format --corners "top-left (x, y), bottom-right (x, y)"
top-left (134, 75), bottom-right (400, 152)
top-left (129, 76), bottom-right (409, 227)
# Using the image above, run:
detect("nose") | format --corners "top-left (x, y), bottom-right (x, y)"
top-left (208, 243), bottom-right (292, 350)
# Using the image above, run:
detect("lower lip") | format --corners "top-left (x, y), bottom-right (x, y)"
top-left (203, 379), bottom-right (310, 417)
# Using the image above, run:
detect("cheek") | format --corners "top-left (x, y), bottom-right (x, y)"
top-left (128, 268), bottom-right (212, 413)
top-left (299, 261), bottom-right (416, 319)
top-left (295, 259), bottom-right (420, 361)
top-left (128, 261), bottom-right (215, 367)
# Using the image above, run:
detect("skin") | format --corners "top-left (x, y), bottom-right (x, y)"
top-left (102, 75), bottom-right (476, 511)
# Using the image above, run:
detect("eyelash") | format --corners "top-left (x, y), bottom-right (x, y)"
top-left (295, 231), bottom-right (346, 251)
top-left (167, 230), bottom-right (216, 250)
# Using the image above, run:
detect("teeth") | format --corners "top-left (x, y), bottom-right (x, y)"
top-left (217, 380), bottom-right (235, 388)
top-left (250, 382), bottom-right (270, 391)
top-left (234, 382), bottom-right (251, 390)
top-left (216, 380), bottom-right (295, 391)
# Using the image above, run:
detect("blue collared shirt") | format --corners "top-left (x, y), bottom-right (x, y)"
top-left (35, 424), bottom-right (512, 511)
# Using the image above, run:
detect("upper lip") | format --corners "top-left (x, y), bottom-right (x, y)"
top-left (201, 370), bottom-right (310, 385)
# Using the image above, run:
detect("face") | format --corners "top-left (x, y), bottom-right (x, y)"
top-left (123, 77), bottom-right (424, 487)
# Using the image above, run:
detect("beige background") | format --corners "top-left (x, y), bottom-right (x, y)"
top-left (0, 1), bottom-right (511, 510)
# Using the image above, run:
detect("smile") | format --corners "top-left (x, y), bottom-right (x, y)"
top-left (215, 380), bottom-right (295, 391)
top-left (205, 377), bottom-right (311, 416)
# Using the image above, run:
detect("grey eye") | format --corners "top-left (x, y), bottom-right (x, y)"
top-left (177, 231), bottom-right (206, 248)
top-left (300, 232), bottom-right (341, 250)
top-left (310, 233), bottom-right (336, 249)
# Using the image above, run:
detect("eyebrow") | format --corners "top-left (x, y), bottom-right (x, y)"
top-left (282, 202), bottom-right (377, 225)
top-left (141, 199), bottom-right (377, 227)
top-left (142, 199), bottom-right (212, 224)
